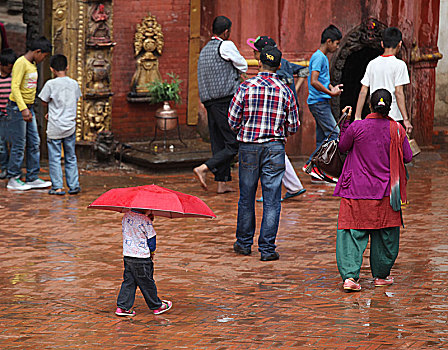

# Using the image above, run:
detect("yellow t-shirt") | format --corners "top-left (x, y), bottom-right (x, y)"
top-left (9, 56), bottom-right (38, 111)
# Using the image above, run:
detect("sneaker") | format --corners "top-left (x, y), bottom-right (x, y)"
top-left (343, 278), bottom-right (361, 292)
top-left (302, 163), bottom-right (310, 173)
top-left (153, 300), bottom-right (172, 315)
top-left (115, 307), bottom-right (136, 316)
top-left (7, 177), bottom-right (32, 191)
top-left (374, 276), bottom-right (394, 287)
top-left (0, 169), bottom-right (7, 179)
top-left (25, 178), bottom-right (52, 189)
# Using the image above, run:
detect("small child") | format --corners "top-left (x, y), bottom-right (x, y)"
top-left (38, 54), bottom-right (81, 195)
top-left (115, 209), bottom-right (172, 317)
top-left (0, 48), bottom-right (17, 179)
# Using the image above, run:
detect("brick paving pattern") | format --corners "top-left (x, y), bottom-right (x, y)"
top-left (0, 153), bottom-right (447, 349)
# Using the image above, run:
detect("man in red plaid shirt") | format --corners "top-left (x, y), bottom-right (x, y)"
top-left (228, 46), bottom-right (299, 261)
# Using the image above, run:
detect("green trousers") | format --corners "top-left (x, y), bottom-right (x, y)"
top-left (336, 227), bottom-right (400, 281)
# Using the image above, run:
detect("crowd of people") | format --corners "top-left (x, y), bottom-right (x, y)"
top-left (0, 17), bottom-right (413, 317)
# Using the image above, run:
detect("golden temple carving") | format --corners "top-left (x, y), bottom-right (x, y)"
top-left (130, 14), bottom-right (164, 95)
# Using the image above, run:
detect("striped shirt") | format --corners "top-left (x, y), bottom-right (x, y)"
top-left (228, 72), bottom-right (299, 143)
top-left (0, 74), bottom-right (11, 114)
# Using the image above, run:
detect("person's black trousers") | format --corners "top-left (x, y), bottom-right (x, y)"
top-left (204, 97), bottom-right (239, 182)
top-left (117, 256), bottom-right (162, 310)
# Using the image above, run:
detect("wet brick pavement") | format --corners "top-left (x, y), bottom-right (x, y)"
top-left (0, 152), bottom-right (447, 349)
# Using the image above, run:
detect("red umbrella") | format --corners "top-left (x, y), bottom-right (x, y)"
top-left (87, 185), bottom-right (216, 219)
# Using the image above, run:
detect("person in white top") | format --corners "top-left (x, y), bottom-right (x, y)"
top-left (355, 27), bottom-right (413, 134)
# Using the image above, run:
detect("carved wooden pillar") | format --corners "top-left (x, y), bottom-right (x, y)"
top-left (51, 0), bottom-right (114, 142)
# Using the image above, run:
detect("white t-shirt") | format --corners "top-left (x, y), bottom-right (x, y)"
top-left (360, 55), bottom-right (410, 121)
top-left (38, 76), bottom-right (82, 139)
top-left (121, 211), bottom-right (156, 258)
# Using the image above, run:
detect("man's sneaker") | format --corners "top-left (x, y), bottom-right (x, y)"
top-left (25, 178), bottom-right (52, 189)
top-left (115, 307), bottom-right (136, 316)
top-left (7, 178), bottom-right (32, 191)
top-left (343, 278), bottom-right (361, 292)
top-left (374, 276), bottom-right (394, 287)
top-left (153, 300), bottom-right (172, 315)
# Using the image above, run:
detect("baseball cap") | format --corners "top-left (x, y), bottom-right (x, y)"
top-left (260, 45), bottom-right (282, 67)
top-left (246, 36), bottom-right (277, 51)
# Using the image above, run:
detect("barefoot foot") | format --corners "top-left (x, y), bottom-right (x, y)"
top-left (193, 165), bottom-right (208, 190)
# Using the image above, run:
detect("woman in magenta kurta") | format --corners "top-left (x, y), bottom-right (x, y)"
top-left (334, 89), bottom-right (412, 292)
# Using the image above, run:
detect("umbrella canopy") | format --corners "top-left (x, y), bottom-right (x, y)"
top-left (87, 185), bottom-right (216, 219)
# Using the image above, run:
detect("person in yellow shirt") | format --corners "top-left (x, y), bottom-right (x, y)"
top-left (6, 36), bottom-right (52, 191)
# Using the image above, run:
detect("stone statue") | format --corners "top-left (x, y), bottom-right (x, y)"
top-left (85, 100), bottom-right (111, 140)
top-left (86, 3), bottom-right (114, 46)
top-left (130, 14), bottom-right (164, 95)
top-left (86, 52), bottom-right (111, 95)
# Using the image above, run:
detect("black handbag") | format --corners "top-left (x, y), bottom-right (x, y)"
top-left (306, 112), bottom-right (348, 179)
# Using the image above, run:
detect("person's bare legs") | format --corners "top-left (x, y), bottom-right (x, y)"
top-left (217, 181), bottom-right (236, 194)
top-left (193, 164), bottom-right (209, 190)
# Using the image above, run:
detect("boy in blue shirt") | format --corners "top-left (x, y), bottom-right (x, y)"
top-left (304, 25), bottom-right (343, 183)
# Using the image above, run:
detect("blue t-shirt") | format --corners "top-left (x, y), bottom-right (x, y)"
top-left (307, 49), bottom-right (331, 105)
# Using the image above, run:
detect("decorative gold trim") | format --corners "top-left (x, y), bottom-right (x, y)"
top-left (246, 59), bottom-right (309, 67)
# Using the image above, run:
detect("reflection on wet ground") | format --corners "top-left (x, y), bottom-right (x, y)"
top-left (0, 153), bottom-right (447, 349)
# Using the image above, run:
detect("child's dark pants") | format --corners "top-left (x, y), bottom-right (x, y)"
top-left (117, 256), bottom-right (162, 310)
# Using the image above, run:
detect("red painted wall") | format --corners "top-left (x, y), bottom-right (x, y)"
top-left (111, 0), bottom-right (440, 148)
top-left (201, 0), bottom-right (441, 150)
top-left (112, 0), bottom-right (191, 142)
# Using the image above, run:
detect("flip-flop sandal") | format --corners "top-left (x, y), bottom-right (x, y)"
top-left (48, 189), bottom-right (66, 195)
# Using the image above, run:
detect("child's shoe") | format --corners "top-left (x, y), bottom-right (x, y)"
top-left (115, 307), bottom-right (136, 316)
top-left (153, 300), bottom-right (172, 315)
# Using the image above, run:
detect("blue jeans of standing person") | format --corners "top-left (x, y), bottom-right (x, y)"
top-left (0, 111), bottom-right (8, 171)
top-left (307, 100), bottom-right (339, 164)
top-left (6, 101), bottom-right (41, 181)
top-left (235, 141), bottom-right (285, 255)
top-left (117, 256), bottom-right (163, 311)
top-left (47, 132), bottom-right (80, 191)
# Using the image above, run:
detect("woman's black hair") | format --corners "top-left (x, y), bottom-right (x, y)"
top-left (370, 88), bottom-right (392, 117)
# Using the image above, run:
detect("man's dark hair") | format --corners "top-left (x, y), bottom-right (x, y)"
top-left (50, 54), bottom-right (68, 71)
top-left (0, 48), bottom-right (17, 66)
top-left (321, 25), bottom-right (342, 43)
top-left (28, 36), bottom-right (52, 53)
top-left (212, 16), bottom-right (232, 35)
top-left (382, 27), bottom-right (402, 48)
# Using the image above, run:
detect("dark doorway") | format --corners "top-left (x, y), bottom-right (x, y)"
top-left (340, 47), bottom-right (382, 119)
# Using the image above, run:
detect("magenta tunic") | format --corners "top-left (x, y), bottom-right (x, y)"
top-left (333, 118), bottom-right (412, 200)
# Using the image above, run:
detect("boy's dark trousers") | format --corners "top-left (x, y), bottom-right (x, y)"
top-left (117, 256), bottom-right (162, 310)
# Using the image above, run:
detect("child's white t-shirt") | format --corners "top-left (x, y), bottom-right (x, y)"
top-left (360, 55), bottom-right (410, 121)
top-left (122, 211), bottom-right (156, 258)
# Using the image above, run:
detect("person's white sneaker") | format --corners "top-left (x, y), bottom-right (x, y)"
top-left (25, 178), bottom-right (52, 189)
top-left (7, 177), bottom-right (32, 191)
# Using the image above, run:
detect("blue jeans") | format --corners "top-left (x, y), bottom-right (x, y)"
top-left (307, 100), bottom-right (339, 164)
top-left (236, 141), bottom-right (285, 255)
top-left (0, 112), bottom-right (8, 170)
top-left (47, 132), bottom-right (80, 190)
top-left (117, 256), bottom-right (162, 310)
top-left (6, 102), bottom-right (41, 181)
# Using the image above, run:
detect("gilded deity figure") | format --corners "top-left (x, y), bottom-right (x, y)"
top-left (86, 52), bottom-right (111, 94)
top-left (87, 3), bottom-right (114, 46)
top-left (130, 14), bottom-right (164, 94)
top-left (85, 100), bottom-right (111, 140)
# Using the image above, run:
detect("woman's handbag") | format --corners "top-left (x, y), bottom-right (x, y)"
top-left (306, 112), bottom-right (348, 179)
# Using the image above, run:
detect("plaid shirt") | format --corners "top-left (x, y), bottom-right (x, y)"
top-left (228, 72), bottom-right (299, 143)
